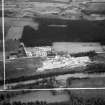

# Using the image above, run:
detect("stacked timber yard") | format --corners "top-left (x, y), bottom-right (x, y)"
top-left (0, 0), bottom-right (105, 90)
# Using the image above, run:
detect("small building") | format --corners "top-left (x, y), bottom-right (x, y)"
top-left (25, 46), bottom-right (52, 57)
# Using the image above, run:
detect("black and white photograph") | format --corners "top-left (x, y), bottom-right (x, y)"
top-left (0, 89), bottom-right (105, 105)
top-left (3, 0), bottom-right (105, 89)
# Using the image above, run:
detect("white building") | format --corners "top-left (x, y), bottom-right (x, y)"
top-left (25, 46), bottom-right (52, 57)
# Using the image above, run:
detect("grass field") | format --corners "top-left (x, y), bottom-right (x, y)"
top-left (5, 57), bottom-right (43, 80)
top-left (1, 90), bottom-right (105, 105)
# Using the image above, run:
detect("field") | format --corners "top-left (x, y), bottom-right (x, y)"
top-left (5, 57), bottom-right (43, 80)
top-left (1, 90), bottom-right (105, 105)
top-left (5, 53), bottom-right (105, 89)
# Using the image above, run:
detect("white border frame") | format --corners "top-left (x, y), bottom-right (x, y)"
top-left (2, 0), bottom-right (6, 90)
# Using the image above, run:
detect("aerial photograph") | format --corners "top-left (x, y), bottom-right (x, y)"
top-left (4, 0), bottom-right (105, 89)
top-left (0, 89), bottom-right (105, 105)
top-left (0, 0), bottom-right (4, 90)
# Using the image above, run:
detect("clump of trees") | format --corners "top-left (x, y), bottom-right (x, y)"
top-left (86, 63), bottom-right (105, 73)
top-left (1, 101), bottom-right (69, 105)
top-left (70, 51), bottom-right (97, 58)
top-left (0, 93), bottom-right (105, 105)
top-left (70, 97), bottom-right (105, 105)
top-left (57, 50), bottom-right (97, 58)
top-left (1, 98), bottom-right (105, 105)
